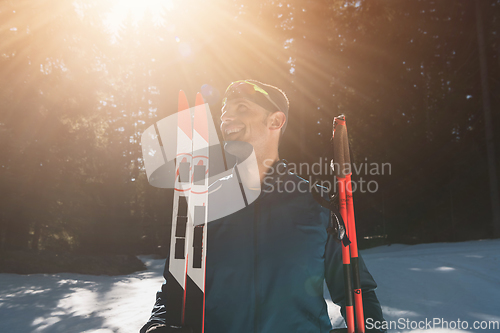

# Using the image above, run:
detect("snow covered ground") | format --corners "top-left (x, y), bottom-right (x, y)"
top-left (357, 239), bottom-right (500, 333)
top-left (0, 239), bottom-right (499, 333)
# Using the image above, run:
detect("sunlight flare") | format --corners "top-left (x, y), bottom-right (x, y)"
top-left (105, 0), bottom-right (174, 33)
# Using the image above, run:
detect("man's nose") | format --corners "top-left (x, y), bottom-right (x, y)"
top-left (221, 109), bottom-right (235, 123)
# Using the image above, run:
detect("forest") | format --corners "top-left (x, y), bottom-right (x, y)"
top-left (1, 0), bottom-right (499, 256)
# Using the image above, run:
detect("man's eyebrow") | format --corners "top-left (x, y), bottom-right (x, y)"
top-left (231, 98), bottom-right (251, 104)
top-left (222, 99), bottom-right (250, 112)
top-left (235, 101), bottom-right (253, 110)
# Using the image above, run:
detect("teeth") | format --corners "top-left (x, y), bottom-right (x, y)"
top-left (226, 128), bottom-right (242, 135)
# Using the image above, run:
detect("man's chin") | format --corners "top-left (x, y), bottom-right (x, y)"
top-left (222, 135), bottom-right (242, 142)
top-left (224, 140), bottom-right (254, 160)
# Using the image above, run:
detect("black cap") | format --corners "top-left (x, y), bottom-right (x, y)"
top-left (223, 80), bottom-right (289, 134)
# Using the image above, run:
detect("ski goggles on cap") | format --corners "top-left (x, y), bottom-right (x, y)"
top-left (222, 80), bottom-right (282, 114)
top-left (222, 80), bottom-right (289, 134)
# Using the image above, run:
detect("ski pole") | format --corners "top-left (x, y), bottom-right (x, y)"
top-left (346, 173), bottom-right (365, 333)
top-left (332, 116), bottom-right (354, 333)
top-left (339, 176), bottom-right (355, 333)
top-left (332, 115), bottom-right (365, 333)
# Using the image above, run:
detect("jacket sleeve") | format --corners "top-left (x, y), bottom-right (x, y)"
top-left (140, 261), bottom-right (170, 333)
top-left (324, 235), bottom-right (386, 333)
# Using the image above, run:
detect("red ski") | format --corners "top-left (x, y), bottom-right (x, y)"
top-left (163, 91), bottom-right (210, 333)
top-left (164, 91), bottom-right (193, 326)
top-left (184, 93), bottom-right (209, 333)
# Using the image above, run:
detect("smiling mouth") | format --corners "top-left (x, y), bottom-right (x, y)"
top-left (225, 127), bottom-right (244, 135)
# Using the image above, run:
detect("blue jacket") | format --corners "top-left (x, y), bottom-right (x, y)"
top-left (141, 162), bottom-right (385, 333)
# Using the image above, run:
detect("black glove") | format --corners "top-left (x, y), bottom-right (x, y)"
top-left (145, 324), bottom-right (193, 333)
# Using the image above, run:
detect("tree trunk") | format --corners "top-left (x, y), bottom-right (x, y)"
top-left (476, 0), bottom-right (500, 238)
top-left (31, 221), bottom-right (41, 250)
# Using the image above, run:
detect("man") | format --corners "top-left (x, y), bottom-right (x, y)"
top-left (141, 80), bottom-right (386, 333)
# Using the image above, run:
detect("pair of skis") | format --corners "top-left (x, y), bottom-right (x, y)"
top-left (332, 116), bottom-right (365, 333)
top-left (164, 91), bottom-right (209, 333)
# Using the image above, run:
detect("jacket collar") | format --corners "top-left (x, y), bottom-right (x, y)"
top-left (261, 159), bottom-right (289, 193)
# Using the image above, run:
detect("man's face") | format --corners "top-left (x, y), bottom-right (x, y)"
top-left (220, 98), bottom-right (272, 149)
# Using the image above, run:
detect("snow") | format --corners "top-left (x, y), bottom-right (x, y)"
top-left (1, 240), bottom-right (499, 332)
top-left (326, 239), bottom-right (500, 332)
top-left (0, 256), bottom-right (165, 333)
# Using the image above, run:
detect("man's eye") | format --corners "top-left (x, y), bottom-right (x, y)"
top-left (237, 105), bottom-right (248, 112)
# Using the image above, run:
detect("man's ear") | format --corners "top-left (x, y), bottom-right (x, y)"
top-left (269, 111), bottom-right (286, 131)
